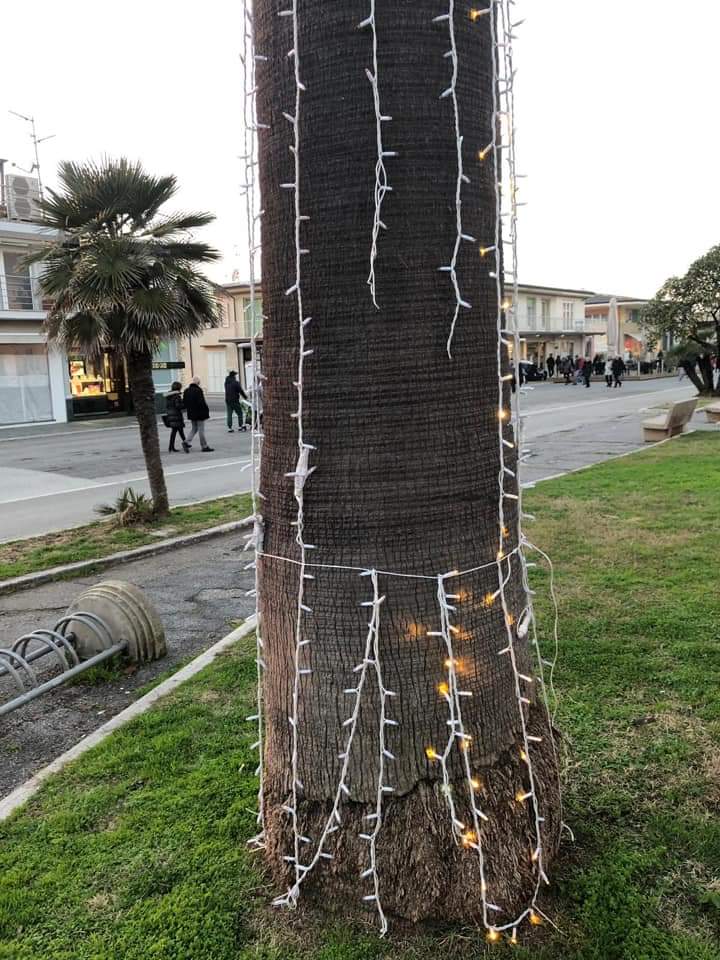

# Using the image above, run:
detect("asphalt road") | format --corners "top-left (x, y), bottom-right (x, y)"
top-left (0, 376), bottom-right (694, 542)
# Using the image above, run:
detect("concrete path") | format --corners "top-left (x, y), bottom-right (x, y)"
top-left (0, 530), bottom-right (255, 799)
top-left (0, 377), bottom-right (696, 542)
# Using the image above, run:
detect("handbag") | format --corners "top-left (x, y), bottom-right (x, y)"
top-left (161, 414), bottom-right (171, 428)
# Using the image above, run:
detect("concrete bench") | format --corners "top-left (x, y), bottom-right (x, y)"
top-left (704, 402), bottom-right (720, 423)
top-left (642, 398), bottom-right (698, 442)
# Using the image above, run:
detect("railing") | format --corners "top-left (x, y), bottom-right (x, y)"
top-left (517, 316), bottom-right (587, 334)
top-left (0, 273), bottom-right (48, 312)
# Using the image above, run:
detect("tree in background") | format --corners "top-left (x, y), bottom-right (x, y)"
top-left (30, 159), bottom-right (219, 515)
top-left (641, 246), bottom-right (720, 395)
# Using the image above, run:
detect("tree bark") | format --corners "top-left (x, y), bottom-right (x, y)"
top-left (256, 0), bottom-right (560, 926)
top-left (681, 360), bottom-right (706, 395)
top-left (126, 349), bottom-right (169, 516)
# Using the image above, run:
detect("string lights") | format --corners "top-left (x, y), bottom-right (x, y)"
top-left (358, 1), bottom-right (394, 309)
top-left (240, 0), bottom-right (267, 850)
top-left (434, 1), bottom-right (475, 357)
top-left (241, 0), bottom-right (562, 942)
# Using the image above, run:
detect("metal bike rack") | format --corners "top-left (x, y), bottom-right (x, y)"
top-left (0, 581), bottom-right (166, 718)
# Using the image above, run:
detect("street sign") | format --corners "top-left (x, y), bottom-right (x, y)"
top-left (152, 361), bottom-right (186, 370)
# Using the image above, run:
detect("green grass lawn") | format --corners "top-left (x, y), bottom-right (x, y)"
top-left (0, 493), bottom-right (253, 582)
top-left (1, 434), bottom-right (719, 959)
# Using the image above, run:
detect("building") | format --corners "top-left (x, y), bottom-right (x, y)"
top-left (584, 295), bottom-right (651, 360)
top-left (0, 168), bottom-right (67, 426)
top-left (181, 280), bottom-right (263, 396)
top-left (510, 283), bottom-right (597, 363)
top-left (0, 161), bottom-right (184, 426)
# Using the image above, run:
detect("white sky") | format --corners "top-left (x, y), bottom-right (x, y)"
top-left (1, 0), bottom-right (717, 298)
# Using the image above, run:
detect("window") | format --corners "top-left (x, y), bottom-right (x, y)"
top-left (540, 299), bottom-right (550, 329)
top-left (1, 250), bottom-right (35, 311)
top-left (526, 297), bottom-right (536, 331)
top-left (562, 301), bottom-right (575, 330)
top-left (241, 296), bottom-right (264, 337)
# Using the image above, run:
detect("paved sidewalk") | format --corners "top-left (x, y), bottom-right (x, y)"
top-left (0, 530), bottom-right (255, 799)
top-left (522, 404), bottom-right (716, 486)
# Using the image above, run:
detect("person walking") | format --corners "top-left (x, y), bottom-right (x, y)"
top-left (546, 353), bottom-right (555, 379)
top-left (183, 376), bottom-right (214, 452)
top-left (164, 381), bottom-right (190, 453)
top-left (611, 355), bottom-right (626, 388)
top-left (562, 356), bottom-right (573, 385)
top-left (225, 370), bottom-right (249, 432)
top-left (582, 358), bottom-right (592, 388)
top-left (604, 357), bottom-right (613, 388)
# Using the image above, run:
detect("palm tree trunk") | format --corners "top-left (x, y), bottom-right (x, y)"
top-left (256, 0), bottom-right (560, 924)
top-left (126, 349), bottom-right (169, 516)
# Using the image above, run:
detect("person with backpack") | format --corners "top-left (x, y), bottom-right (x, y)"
top-left (225, 370), bottom-right (249, 432)
top-left (183, 376), bottom-right (214, 452)
top-left (164, 381), bottom-right (190, 453)
top-left (604, 357), bottom-right (613, 388)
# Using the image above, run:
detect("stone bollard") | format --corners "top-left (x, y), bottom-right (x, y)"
top-left (62, 580), bottom-right (166, 663)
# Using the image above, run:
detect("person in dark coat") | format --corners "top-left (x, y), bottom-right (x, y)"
top-left (183, 376), bottom-right (214, 452)
top-left (582, 358), bottom-right (593, 388)
top-left (165, 381), bottom-right (190, 452)
top-left (611, 356), bottom-right (626, 388)
top-left (225, 370), bottom-right (249, 432)
top-left (546, 353), bottom-right (555, 378)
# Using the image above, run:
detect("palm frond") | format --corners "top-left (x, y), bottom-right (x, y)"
top-left (145, 212), bottom-right (215, 238)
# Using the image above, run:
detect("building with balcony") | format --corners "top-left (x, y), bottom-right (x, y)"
top-left (509, 283), bottom-right (597, 363)
top-left (180, 280), bottom-right (263, 396)
top-left (0, 210), bottom-right (68, 425)
top-left (584, 295), bottom-right (651, 361)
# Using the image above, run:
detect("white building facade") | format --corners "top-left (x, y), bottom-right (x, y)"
top-left (510, 283), bottom-right (597, 363)
top-left (0, 217), bottom-right (67, 425)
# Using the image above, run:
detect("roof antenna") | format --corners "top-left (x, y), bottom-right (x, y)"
top-left (8, 110), bottom-right (56, 201)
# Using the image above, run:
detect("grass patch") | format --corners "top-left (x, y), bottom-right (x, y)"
top-left (0, 493), bottom-right (253, 582)
top-left (0, 434), bottom-right (719, 958)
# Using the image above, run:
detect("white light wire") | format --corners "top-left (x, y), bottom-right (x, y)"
top-left (241, 0), bottom-right (266, 851)
top-left (358, 3), bottom-right (394, 309)
top-left (434, 3), bottom-right (475, 358)
top-left (487, 0), bottom-right (551, 936)
top-left (274, 569), bottom-right (394, 938)
top-left (281, 0), bottom-right (313, 897)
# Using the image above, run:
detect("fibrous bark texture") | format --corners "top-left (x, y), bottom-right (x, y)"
top-left (255, 0), bottom-right (561, 926)
top-left (126, 350), bottom-right (169, 516)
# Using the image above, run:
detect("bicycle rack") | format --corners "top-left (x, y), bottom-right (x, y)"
top-left (0, 581), bottom-right (166, 718)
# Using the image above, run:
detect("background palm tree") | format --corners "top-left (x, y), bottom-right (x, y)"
top-left (256, 0), bottom-right (560, 929)
top-left (29, 158), bottom-right (219, 516)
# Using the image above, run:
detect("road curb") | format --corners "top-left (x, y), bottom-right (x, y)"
top-left (0, 616), bottom-right (257, 823)
top-left (0, 516), bottom-right (253, 596)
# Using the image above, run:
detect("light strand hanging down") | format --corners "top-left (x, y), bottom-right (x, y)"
top-left (240, 0), bottom-right (267, 851)
top-left (280, 0), bottom-right (316, 902)
top-left (273, 567), bottom-right (396, 940)
top-left (434, 1), bottom-right (476, 358)
top-left (358, 1), bottom-right (395, 309)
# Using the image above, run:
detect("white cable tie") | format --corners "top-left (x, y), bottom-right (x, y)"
top-left (344, 687), bottom-right (359, 694)
top-left (282, 805), bottom-right (295, 815)
top-left (342, 717), bottom-right (354, 727)
top-left (299, 668), bottom-right (312, 676)
top-left (278, 8), bottom-right (292, 15)
top-left (320, 852), bottom-right (333, 860)
top-left (383, 750), bottom-right (396, 760)
top-left (381, 785), bottom-right (395, 793)
top-left (363, 894), bottom-right (378, 901)
top-left (364, 813), bottom-right (379, 821)
top-left (497, 646), bottom-right (511, 656)
top-left (285, 283), bottom-right (298, 296)
top-left (359, 833), bottom-right (373, 841)
top-left (440, 87), bottom-right (453, 99)
top-left (300, 603), bottom-right (313, 613)
top-left (288, 716), bottom-right (296, 728)
top-left (357, 15), bottom-right (373, 29)
top-left (280, 182), bottom-right (296, 190)
top-left (361, 867), bottom-right (374, 878)
top-left (433, 13), bottom-right (450, 21)
top-left (246, 714), bottom-right (259, 722)
top-left (250, 741), bottom-right (260, 751)
top-left (385, 719), bottom-right (399, 726)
